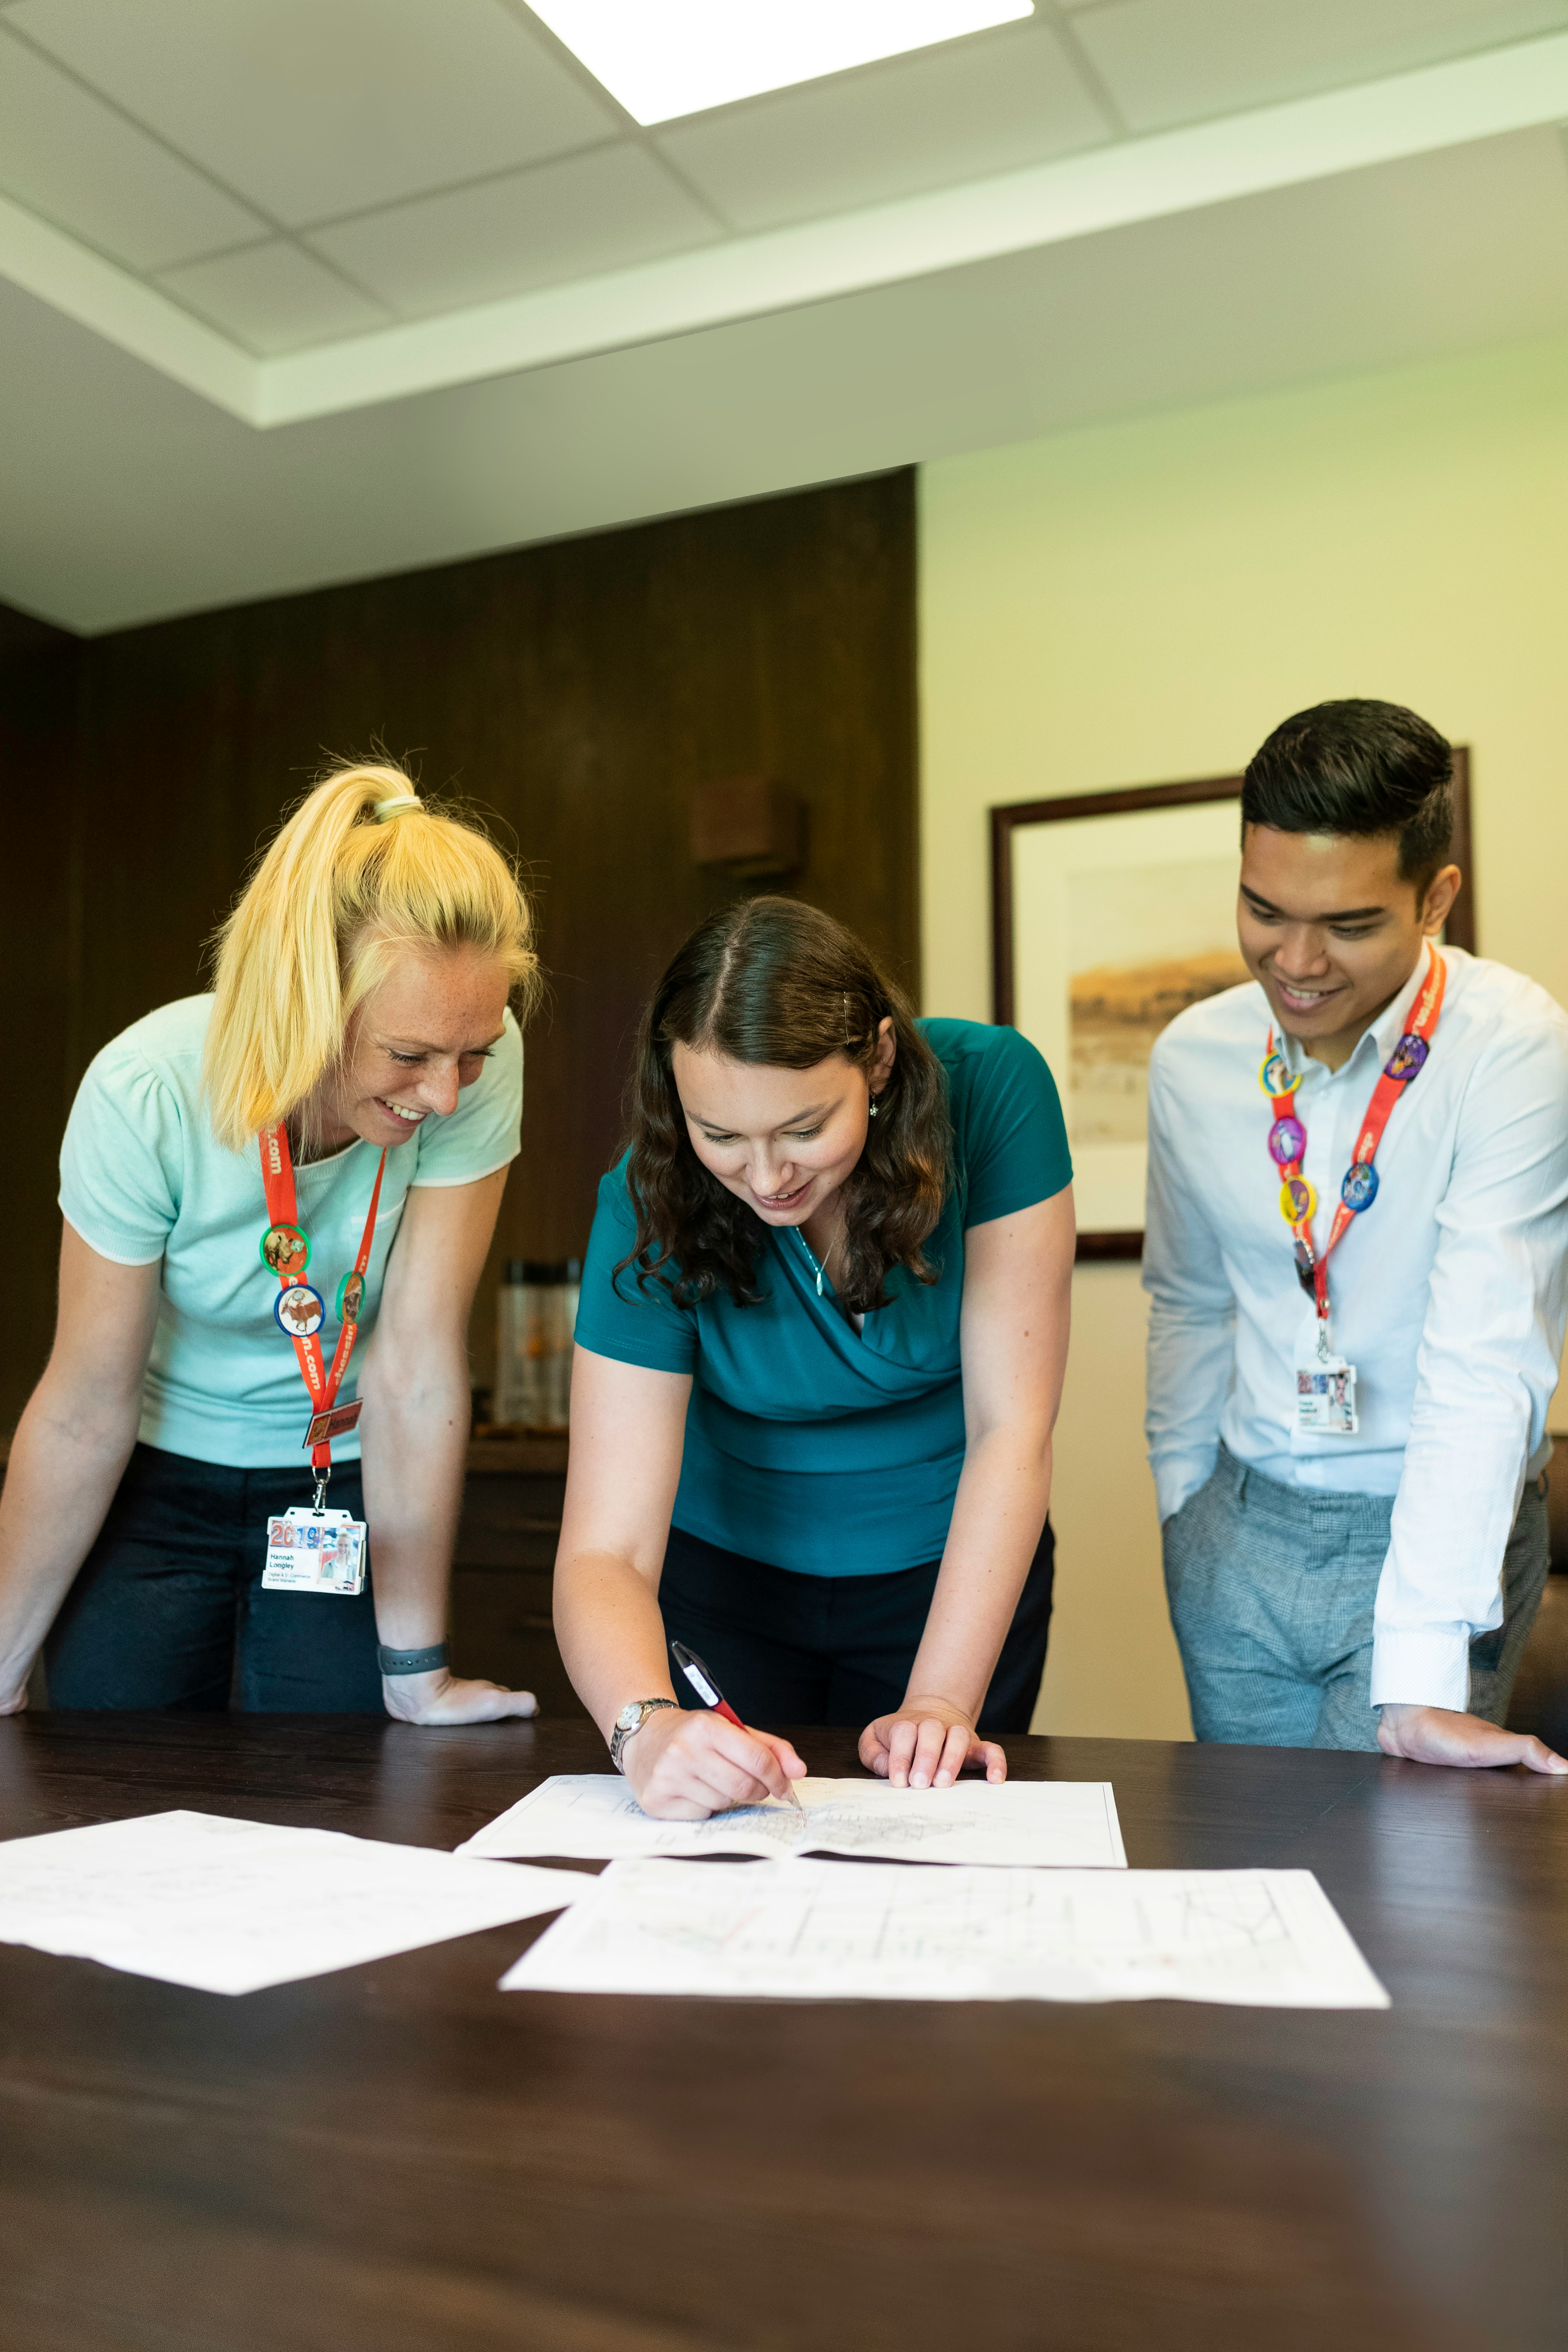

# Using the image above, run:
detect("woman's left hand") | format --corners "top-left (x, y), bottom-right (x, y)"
top-left (859, 1695), bottom-right (1005, 1788)
top-left (382, 1669), bottom-right (538, 1725)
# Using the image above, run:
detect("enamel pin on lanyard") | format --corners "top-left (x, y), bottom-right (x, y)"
top-left (1259, 945), bottom-right (1445, 1437)
top-left (257, 1124), bottom-right (387, 1595)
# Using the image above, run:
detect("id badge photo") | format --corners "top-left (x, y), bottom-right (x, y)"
top-left (261, 1507), bottom-right (367, 1596)
top-left (1296, 1356), bottom-right (1359, 1437)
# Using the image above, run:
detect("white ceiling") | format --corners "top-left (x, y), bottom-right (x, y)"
top-left (2, 0), bottom-right (1568, 629)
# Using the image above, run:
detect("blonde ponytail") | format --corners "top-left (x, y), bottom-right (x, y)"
top-left (203, 760), bottom-right (538, 1151)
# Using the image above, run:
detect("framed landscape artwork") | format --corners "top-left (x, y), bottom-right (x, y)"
top-left (991, 753), bottom-right (1473, 1259)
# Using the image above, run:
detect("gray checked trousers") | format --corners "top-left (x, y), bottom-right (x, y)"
top-left (1163, 1444), bottom-right (1552, 1751)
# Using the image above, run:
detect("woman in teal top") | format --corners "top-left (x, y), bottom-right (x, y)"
top-left (556, 896), bottom-right (1075, 1819)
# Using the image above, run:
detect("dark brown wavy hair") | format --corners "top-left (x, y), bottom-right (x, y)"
top-left (616, 897), bottom-right (952, 1314)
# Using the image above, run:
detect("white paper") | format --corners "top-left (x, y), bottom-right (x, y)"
top-left (501, 1858), bottom-right (1389, 2009)
top-left (0, 1809), bottom-right (586, 1996)
top-left (459, 1774), bottom-right (1126, 1870)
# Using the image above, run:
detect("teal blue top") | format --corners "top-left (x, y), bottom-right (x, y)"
top-left (58, 994), bottom-right (524, 1468)
top-left (574, 1018), bottom-right (1070, 1575)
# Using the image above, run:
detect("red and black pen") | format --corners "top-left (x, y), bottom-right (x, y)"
top-left (670, 1640), bottom-right (805, 1813)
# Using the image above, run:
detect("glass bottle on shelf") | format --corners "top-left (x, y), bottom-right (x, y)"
top-left (494, 1258), bottom-right (581, 1430)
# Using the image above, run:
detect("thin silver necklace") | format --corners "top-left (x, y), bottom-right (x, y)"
top-left (795, 1222), bottom-right (840, 1297)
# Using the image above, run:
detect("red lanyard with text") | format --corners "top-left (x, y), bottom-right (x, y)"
top-left (258, 1126), bottom-right (387, 1488)
top-left (1259, 945), bottom-right (1446, 1337)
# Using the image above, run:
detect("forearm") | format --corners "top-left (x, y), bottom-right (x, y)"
top-left (357, 1344), bottom-right (471, 1649)
top-left (903, 1424), bottom-right (1053, 1721)
top-left (0, 1377), bottom-right (141, 1698)
top-left (553, 1547), bottom-right (677, 1743)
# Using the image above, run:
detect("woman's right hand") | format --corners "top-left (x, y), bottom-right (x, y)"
top-left (621, 1706), bottom-right (806, 1820)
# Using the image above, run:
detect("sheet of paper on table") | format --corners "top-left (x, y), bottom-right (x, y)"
top-left (459, 1774), bottom-right (1126, 1870)
top-left (0, 1809), bottom-right (586, 1996)
top-left (501, 1857), bottom-right (1390, 2009)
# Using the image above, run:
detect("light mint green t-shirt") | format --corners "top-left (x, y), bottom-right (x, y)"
top-left (58, 994), bottom-right (523, 1468)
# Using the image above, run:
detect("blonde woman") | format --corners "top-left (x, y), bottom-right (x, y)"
top-left (0, 763), bottom-right (539, 1723)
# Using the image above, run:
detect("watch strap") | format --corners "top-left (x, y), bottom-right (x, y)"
top-left (377, 1642), bottom-right (449, 1676)
top-left (610, 1696), bottom-right (677, 1771)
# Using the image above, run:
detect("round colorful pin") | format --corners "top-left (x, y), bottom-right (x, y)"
top-left (335, 1270), bottom-right (366, 1324)
top-left (1279, 1175), bottom-right (1315, 1225)
top-left (1258, 1051), bottom-right (1292, 1099)
top-left (1385, 1033), bottom-right (1429, 1082)
top-left (1341, 1161), bottom-right (1380, 1212)
top-left (273, 1282), bottom-right (324, 1338)
top-left (1267, 1115), bottom-right (1307, 1168)
top-left (259, 1223), bottom-right (310, 1280)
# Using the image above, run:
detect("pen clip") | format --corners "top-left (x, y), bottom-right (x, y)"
top-left (670, 1639), bottom-right (723, 1711)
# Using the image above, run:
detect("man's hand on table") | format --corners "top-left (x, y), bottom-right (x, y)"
top-left (1378, 1702), bottom-right (1568, 1773)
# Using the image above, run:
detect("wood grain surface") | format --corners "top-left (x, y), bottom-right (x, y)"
top-left (1, 1714), bottom-right (1564, 2352)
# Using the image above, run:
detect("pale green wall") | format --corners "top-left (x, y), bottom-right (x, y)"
top-left (919, 331), bottom-right (1568, 1741)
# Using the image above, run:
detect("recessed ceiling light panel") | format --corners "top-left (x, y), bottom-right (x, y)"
top-left (528, 1), bottom-right (1035, 126)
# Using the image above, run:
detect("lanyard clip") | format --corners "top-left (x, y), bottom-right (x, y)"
top-left (311, 1466), bottom-right (331, 1515)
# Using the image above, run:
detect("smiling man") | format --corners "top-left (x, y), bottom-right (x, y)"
top-left (1144, 700), bottom-right (1568, 1770)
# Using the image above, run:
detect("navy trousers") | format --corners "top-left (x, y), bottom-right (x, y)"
top-left (658, 1518), bottom-right (1055, 1733)
top-left (45, 1442), bottom-right (383, 1712)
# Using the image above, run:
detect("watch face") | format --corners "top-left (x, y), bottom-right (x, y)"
top-left (617, 1703), bottom-right (642, 1731)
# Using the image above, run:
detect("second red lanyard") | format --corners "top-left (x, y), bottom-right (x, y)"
top-left (1259, 945), bottom-right (1446, 1331)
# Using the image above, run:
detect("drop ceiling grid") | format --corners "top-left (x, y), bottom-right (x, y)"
top-left (0, 10), bottom-right (399, 350)
top-left (0, 0), bottom-right (679, 349)
top-left (3, 0), bottom-right (1568, 356)
top-left (1053, 0), bottom-right (1568, 131)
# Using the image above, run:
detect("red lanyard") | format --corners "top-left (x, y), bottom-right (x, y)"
top-left (258, 1127), bottom-right (387, 1472)
top-left (1259, 946), bottom-right (1446, 1326)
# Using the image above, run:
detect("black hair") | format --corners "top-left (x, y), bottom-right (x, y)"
top-left (1241, 700), bottom-right (1453, 895)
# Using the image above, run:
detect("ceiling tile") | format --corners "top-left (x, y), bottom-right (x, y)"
top-left (8, 0), bottom-right (620, 225)
top-left (157, 239), bottom-right (392, 353)
top-left (0, 27), bottom-right (266, 266)
top-left (1066, 0), bottom-right (1568, 132)
top-left (307, 145), bottom-right (721, 317)
top-left (655, 22), bottom-right (1110, 229)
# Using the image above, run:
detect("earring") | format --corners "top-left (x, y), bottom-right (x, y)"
top-left (868, 1097), bottom-right (881, 1118)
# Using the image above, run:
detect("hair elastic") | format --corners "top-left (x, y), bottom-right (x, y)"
top-left (373, 794), bottom-right (421, 820)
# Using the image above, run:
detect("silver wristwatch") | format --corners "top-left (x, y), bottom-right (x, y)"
top-left (610, 1696), bottom-right (677, 1772)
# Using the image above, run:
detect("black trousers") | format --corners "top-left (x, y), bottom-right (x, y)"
top-left (45, 1442), bottom-right (383, 1712)
top-left (659, 1518), bottom-right (1055, 1734)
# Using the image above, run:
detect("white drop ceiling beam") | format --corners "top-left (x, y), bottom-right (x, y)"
top-left (3, 30), bottom-right (1568, 432)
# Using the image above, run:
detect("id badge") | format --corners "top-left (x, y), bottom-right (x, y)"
top-left (261, 1507), bottom-right (367, 1596)
top-left (1296, 1356), bottom-right (1359, 1436)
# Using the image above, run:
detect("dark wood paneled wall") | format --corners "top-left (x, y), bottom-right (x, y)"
top-left (2, 624), bottom-right (79, 1434)
top-left (0, 472), bottom-right (918, 1425)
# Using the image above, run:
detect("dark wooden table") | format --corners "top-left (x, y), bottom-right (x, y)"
top-left (1, 1717), bottom-right (1564, 2352)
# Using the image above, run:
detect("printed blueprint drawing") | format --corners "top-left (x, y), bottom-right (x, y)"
top-left (459, 1774), bottom-right (1126, 1870)
top-left (501, 1858), bottom-right (1389, 2008)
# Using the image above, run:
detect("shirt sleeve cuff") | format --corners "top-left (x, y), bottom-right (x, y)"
top-left (1369, 1624), bottom-right (1472, 1713)
top-left (1151, 1446), bottom-right (1217, 1527)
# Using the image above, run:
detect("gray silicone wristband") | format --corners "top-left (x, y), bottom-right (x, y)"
top-left (377, 1642), bottom-right (449, 1676)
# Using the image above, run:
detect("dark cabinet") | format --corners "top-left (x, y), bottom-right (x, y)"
top-left (450, 1436), bottom-right (587, 1717)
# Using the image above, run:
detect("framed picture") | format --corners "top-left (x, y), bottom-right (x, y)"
top-left (991, 752), bottom-right (1473, 1259)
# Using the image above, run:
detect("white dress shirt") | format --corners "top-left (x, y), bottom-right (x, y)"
top-left (1144, 948), bottom-right (1568, 1712)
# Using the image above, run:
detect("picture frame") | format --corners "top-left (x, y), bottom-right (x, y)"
top-left (991, 751), bottom-right (1473, 1260)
